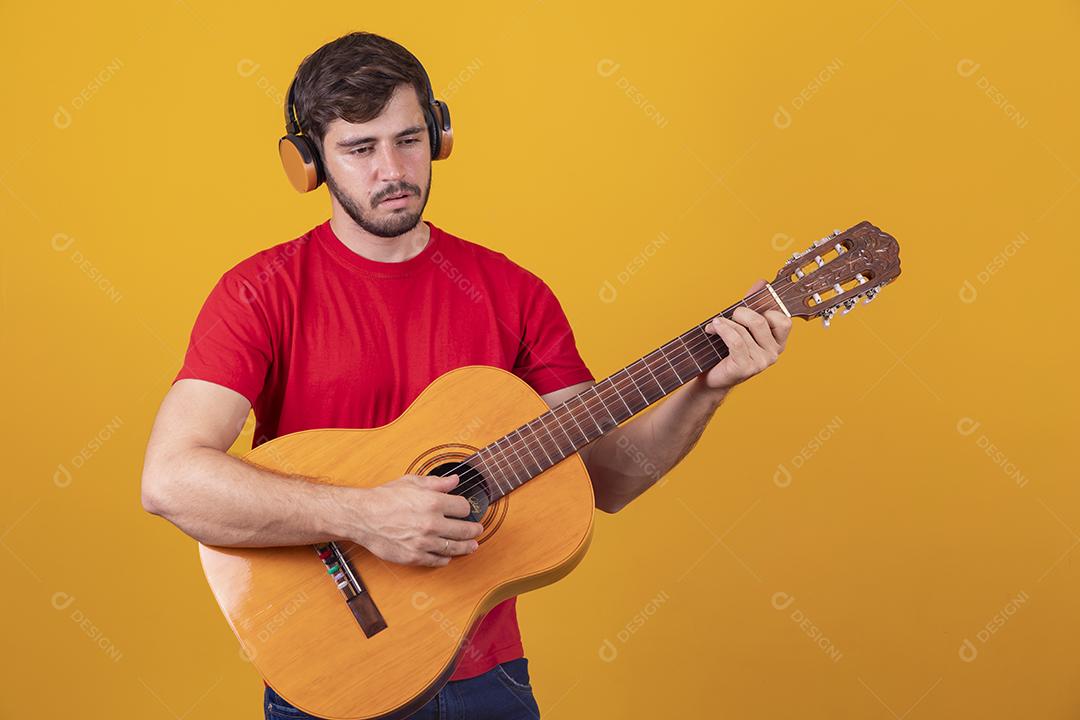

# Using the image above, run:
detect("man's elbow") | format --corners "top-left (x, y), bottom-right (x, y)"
top-left (593, 484), bottom-right (633, 514)
top-left (595, 496), bottom-right (628, 514)
top-left (140, 459), bottom-right (176, 518)
top-left (584, 454), bottom-right (631, 514)
top-left (141, 475), bottom-right (166, 517)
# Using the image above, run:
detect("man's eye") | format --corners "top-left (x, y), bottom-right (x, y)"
top-left (352, 139), bottom-right (417, 155)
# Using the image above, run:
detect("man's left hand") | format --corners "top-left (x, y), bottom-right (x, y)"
top-left (701, 279), bottom-right (793, 392)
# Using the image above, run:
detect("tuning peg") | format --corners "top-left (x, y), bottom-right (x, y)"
top-left (814, 229), bottom-right (843, 248)
top-left (863, 285), bottom-right (880, 304)
top-left (822, 306), bottom-right (837, 328)
top-left (841, 298), bottom-right (857, 315)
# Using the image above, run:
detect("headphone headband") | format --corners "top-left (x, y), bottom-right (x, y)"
top-left (284, 79), bottom-right (302, 137)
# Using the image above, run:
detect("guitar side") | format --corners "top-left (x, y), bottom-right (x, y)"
top-left (199, 365), bottom-right (595, 720)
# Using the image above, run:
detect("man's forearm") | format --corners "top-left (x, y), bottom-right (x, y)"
top-left (143, 446), bottom-right (358, 547)
top-left (583, 375), bottom-right (729, 513)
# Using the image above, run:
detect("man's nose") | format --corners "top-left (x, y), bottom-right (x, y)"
top-left (375, 143), bottom-right (406, 180)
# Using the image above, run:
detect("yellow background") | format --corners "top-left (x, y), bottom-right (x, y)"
top-left (2, 1), bottom-right (1076, 718)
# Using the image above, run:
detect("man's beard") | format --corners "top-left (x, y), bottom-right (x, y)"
top-left (325, 169), bottom-right (432, 239)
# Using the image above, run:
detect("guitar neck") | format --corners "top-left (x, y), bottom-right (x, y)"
top-left (469, 284), bottom-right (789, 500)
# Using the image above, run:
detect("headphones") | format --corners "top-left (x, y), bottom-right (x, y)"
top-left (278, 50), bottom-right (454, 193)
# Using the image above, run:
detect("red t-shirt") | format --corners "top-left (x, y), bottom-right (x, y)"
top-left (173, 218), bottom-right (594, 680)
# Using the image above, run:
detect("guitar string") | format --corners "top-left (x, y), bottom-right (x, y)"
top-left (476, 265), bottom-right (878, 490)
top-left (443, 291), bottom-right (780, 488)
top-left (332, 274), bottom-right (875, 564)
top-left (396, 274), bottom-right (828, 501)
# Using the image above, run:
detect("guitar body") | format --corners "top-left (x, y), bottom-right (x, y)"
top-left (199, 365), bottom-right (595, 720)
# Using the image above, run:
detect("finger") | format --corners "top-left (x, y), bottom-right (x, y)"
top-left (432, 516), bottom-right (485, 540)
top-left (763, 310), bottom-right (793, 349)
top-left (419, 473), bottom-right (460, 489)
top-left (419, 473), bottom-right (472, 517)
top-left (418, 552), bottom-right (451, 567)
top-left (732, 306), bottom-right (779, 356)
top-left (434, 491), bottom-right (473, 519)
top-left (714, 315), bottom-right (758, 358)
top-left (704, 317), bottom-right (751, 363)
top-left (745, 278), bottom-right (767, 297)
top-left (718, 315), bottom-right (772, 373)
top-left (427, 536), bottom-right (479, 557)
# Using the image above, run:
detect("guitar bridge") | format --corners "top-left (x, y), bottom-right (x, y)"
top-left (314, 542), bottom-right (387, 637)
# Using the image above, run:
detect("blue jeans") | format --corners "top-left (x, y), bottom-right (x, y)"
top-left (263, 657), bottom-right (541, 720)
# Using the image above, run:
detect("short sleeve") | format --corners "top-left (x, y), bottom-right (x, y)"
top-left (513, 275), bottom-right (595, 395)
top-left (172, 270), bottom-right (273, 408)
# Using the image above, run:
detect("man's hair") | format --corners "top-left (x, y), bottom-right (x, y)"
top-left (292, 31), bottom-right (430, 149)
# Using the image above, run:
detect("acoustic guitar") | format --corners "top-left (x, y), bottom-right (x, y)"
top-left (200, 220), bottom-right (902, 719)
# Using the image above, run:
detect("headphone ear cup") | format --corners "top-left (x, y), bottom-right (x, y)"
top-left (278, 134), bottom-right (324, 192)
top-left (423, 105), bottom-right (440, 160)
top-left (429, 100), bottom-right (453, 161)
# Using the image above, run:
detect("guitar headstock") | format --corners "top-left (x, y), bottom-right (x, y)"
top-left (771, 221), bottom-right (901, 326)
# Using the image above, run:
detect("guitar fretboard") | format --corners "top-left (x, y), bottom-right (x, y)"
top-left (467, 290), bottom-right (785, 499)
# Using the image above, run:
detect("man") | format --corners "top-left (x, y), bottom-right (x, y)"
top-left (140, 31), bottom-right (791, 720)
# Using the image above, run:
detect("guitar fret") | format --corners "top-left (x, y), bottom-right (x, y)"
top-left (638, 357), bottom-right (668, 398)
top-left (500, 434), bottom-right (533, 480)
top-left (695, 326), bottom-right (725, 364)
top-left (550, 406), bottom-right (579, 449)
top-left (476, 449), bottom-right (508, 494)
top-left (658, 345), bottom-right (685, 385)
top-left (523, 421), bottom-right (553, 466)
top-left (493, 447), bottom-right (519, 491)
top-left (513, 428), bottom-right (544, 474)
top-left (560, 401), bottom-right (591, 445)
top-left (677, 336), bottom-right (704, 374)
top-left (624, 364), bottom-right (651, 406)
top-left (644, 350), bottom-right (678, 394)
top-left (490, 436), bottom-right (522, 487)
top-left (538, 413), bottom-right (569, 460)
top-left (610, 370), bottom-right (635, 416)
top-left (591, 385), bottom-right (620, 427)
top-left (574, 394), bottom-right (604, 436)
top-left (494, 442), bottom-right (522, 492)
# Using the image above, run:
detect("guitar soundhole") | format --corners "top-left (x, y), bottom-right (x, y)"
top-left (430, 460), bottom-right (490, 523)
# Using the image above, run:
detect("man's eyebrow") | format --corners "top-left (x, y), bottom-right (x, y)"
top-left (335, 125), bottom-right (425, 148)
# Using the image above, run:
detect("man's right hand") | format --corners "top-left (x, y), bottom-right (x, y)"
top-left (345, 474), bottom-right (485, 567)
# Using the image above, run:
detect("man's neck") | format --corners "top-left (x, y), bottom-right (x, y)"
top-left (329, 214), bottom-right (431, 263)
